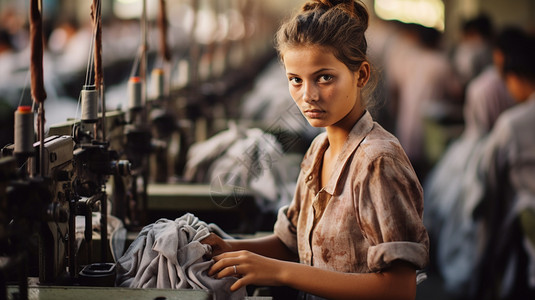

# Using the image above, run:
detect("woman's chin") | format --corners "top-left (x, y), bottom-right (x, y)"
top-left (306, 119), bottom-right (329, 128)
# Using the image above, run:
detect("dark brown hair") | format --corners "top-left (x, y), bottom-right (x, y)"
top-left (275, 0), bottom-right (368, 71)
top-left (275, 0), bottom-right (377, 107)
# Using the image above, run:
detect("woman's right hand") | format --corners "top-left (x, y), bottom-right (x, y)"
top-left (208, 250), bottom-right (288, 292)
top-left (200, 232), bottom-right (234, 257)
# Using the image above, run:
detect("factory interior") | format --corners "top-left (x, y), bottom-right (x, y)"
top-left (1, 0), bottom-right (535, 299)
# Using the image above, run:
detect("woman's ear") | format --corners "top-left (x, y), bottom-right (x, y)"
top-left (357, 62), bottom-right (370, 87)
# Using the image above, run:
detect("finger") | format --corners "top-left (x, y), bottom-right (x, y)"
top-left (213, 265), bottom-right (239, 279)
top-left (212, 251), bottom-right (236, 261)
top-left (209, 256), bottom-right (237, 276)
top-left (230, 276), bottom-right (247, 291)
top-left (208, 262), bottom-right (224, 276)
top-left (215, 249), bottom-right (249, 260)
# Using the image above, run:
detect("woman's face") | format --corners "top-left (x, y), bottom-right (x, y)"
top-left (282, 45), bottom-right (368, 129)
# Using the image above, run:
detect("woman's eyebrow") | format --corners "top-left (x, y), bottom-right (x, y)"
top-left (312, 68), bottom-right (335, 74)
top-left (286, 68), bottom-right (335, 76)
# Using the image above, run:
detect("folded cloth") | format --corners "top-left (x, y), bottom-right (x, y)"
top-left (115, 213), bottom-right (246, 300)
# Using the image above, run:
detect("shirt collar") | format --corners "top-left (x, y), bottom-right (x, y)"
top-left (302, 111), bottom-right (375, 195)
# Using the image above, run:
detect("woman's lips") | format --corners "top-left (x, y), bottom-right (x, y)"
top-left (304, 109), bottom-right (325, 118)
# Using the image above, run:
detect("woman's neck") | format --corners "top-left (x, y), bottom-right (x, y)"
top-left (325, 126), bottom-right (350, 155)
top-left (325, 108), bottom-right (365, 154)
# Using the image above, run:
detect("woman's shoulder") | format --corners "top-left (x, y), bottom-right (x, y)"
top-left (360, 122), bottom-right (408, 160)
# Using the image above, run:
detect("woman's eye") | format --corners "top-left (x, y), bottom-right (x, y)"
top-left (318, 75), bottom-right (333, 83)
top-left (289, 77), bottom-right (302, 84)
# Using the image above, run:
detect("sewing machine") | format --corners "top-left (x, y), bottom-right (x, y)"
top-left (0, 0), bottom-right (279, 298)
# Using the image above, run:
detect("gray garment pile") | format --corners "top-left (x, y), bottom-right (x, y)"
top-left (184, 121), bottom-right (300, 214)
top-left (115, 213), bottom-right (246, 300)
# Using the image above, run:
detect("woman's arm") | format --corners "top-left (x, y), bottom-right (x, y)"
top-left (209, 250), bottom-right (417, 300)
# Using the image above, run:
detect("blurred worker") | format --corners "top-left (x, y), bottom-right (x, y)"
top-left (436, 28), bottom-right (535, 299)
top-left (469, 28), bottom-right (535, 300)
top-left (0, 28), bottom-right (17, 88)
top-left (0, 28), bottom-right (16, 148)
top-left (385, 22), bottom-right (463, 179)
top-left (48, 18), bottom-right (80, 55)
top-left (202, 1), bottom-right (429, 299)
top-left (451, 14), bottom-right (495, 88)
top-left (423, 27), bottom-right (518, 260)
top-left (50, 19), bottom-right (92, 77)
top-left (0, 6), bottom-right (28, 52)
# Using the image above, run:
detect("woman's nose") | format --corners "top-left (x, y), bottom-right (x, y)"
top-left (302, 83), bottom-right (319, 103)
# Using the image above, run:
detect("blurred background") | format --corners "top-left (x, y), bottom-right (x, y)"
top-left (1, 0), bottom-right (534, 161)
top-left (1, 0), bottom-right (535, 299)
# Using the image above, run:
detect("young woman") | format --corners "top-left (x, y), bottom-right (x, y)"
top-left (202, 1), bottom-right (429, 299)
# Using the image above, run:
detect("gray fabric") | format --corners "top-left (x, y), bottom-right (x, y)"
top-left (115, 213), bottom-right (246, 300)
top-left (184, 121), bottom-right (297, 213)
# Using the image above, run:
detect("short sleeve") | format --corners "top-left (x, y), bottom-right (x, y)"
top-left (356, 155), bottom-right (429, 272)
top-left (273, 205), bottom-right (298, 254)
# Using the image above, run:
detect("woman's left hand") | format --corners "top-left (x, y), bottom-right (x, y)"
top-left (208, 250), bottom-right (287, 291)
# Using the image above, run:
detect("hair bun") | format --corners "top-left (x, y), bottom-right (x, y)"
top-left (303, 0), bottom-right (354, 11)
top-left (302, 0), bottom-right (367, 23)
top-left (321, 0), bottom-right (355, 7)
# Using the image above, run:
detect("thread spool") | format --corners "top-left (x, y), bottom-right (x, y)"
top-left (14, 106), bottom-right (34, 154)
top-left (128, 77), bottom-right (142, 109)
top-left (151, 68), bottom-right (165, 99)
top-left (81, 85), bottom-right (98, 122)
top-left (176, 59), bottom-right (189, 88)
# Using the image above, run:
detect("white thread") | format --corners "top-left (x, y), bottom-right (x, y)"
top-left (151, 68), bottom-right (165, 99)
top-left (85, 29), bottom-right (95, 87)
top-left (18, 70), bottom-right (31, 107)
top-left (130, 48), bottom-right (142, 80)
top-left (14, 106), bottom-right (34, 154)
top-left (128, 77), bottom-right (143, 109)
top-left (81, 85), bottom-right (98, 122)
top-left (84, 0), bottom-right (101, 87)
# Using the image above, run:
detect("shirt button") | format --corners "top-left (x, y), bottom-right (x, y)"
top-left (308, 175), bottom-right (313, 180)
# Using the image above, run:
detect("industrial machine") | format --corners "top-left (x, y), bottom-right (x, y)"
top-left (0, 0), bottom-right (282, 299)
